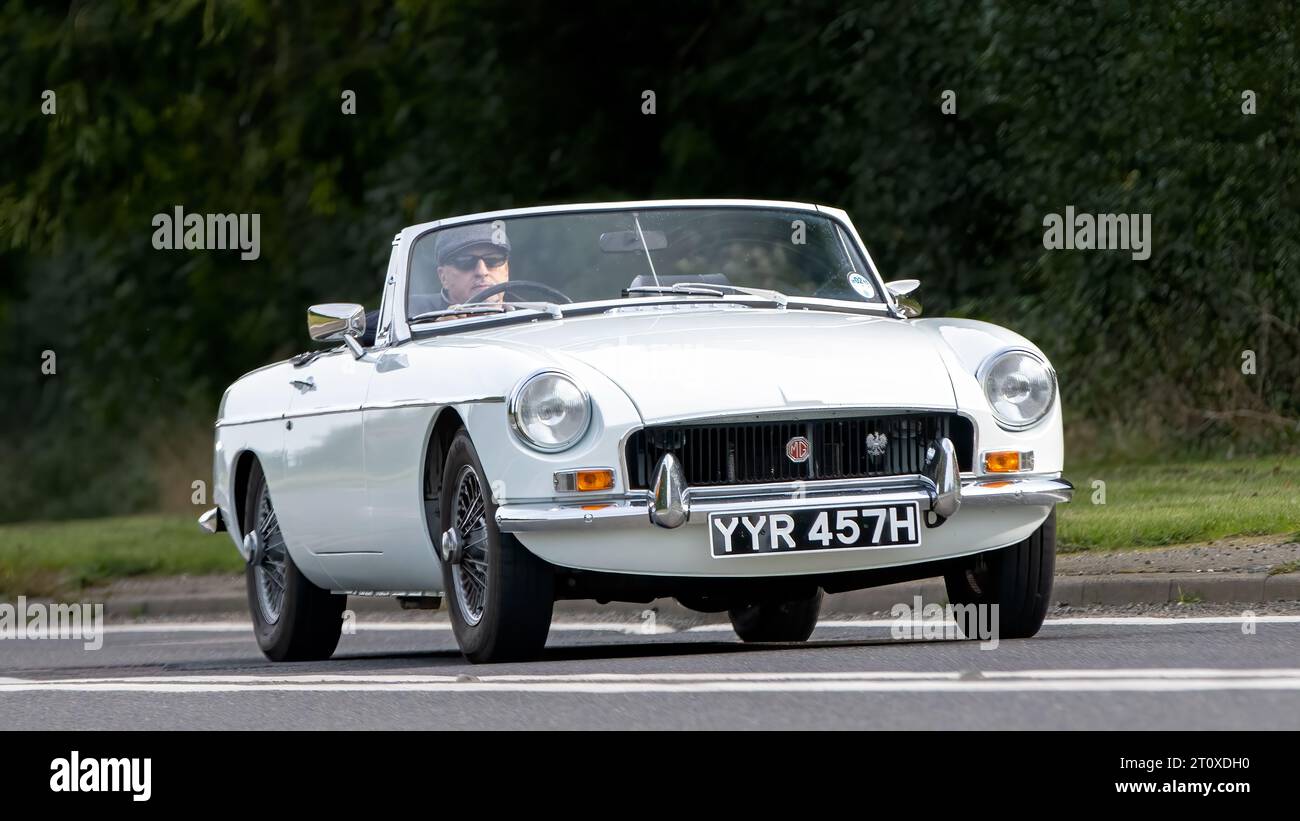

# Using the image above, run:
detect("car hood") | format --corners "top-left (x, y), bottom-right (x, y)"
top-left (472, 307), bottom-right (958, 423)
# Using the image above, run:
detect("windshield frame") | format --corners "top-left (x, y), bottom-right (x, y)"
top-left (394, 199), bottom-right (899, 342)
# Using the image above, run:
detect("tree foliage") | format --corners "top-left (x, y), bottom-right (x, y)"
top-left (1, 0), bottom-right (1296, 521)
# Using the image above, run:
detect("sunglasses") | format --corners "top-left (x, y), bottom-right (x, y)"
top-left (446, 252), bottom-right (508, 271)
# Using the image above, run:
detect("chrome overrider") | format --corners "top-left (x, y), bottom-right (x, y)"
top-left (650, 452), bottom-right (689, 528)
top-left (493, 437), bottom-right (1073, 533)
top-left (925, 437), bottom-right (961, 523)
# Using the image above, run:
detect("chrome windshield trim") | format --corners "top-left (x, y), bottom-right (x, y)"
top-left (408, 307), bottom-right (564, 335)
top-left (409, 295), bottom-right (896, 339)
top-left (399, 199), bottom-right (895, 339)
top-left (403, 198), bottom-right (825, 237)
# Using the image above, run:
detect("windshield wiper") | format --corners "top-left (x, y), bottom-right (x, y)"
top-left (623, 282), bottom-right (789, 308)
top-left (620, 283), bottom-right (896, 316)
top-left (409, 300), bottom-right (564, 323)
top-left (624, 284), bottom-right (725, 298)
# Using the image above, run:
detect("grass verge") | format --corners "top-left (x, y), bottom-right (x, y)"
top-left (0, 514), bottom-right (242, 597)
top-left (1059, 457), bottom-right (1300, 551)
top-left (1, 457), bottom-right (1297, 595)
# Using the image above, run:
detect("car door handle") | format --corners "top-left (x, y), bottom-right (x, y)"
top-left (290, 377), bottom-right (316, 392)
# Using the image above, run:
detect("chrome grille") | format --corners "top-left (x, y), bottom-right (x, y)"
top-left (625, 413), bottom-right (973, 488)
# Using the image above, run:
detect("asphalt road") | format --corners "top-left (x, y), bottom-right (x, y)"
top-left (3, 613), bottom-right (1300, 730)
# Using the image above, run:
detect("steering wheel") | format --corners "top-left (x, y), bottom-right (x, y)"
top-left (465, 280), bottom-right (573, 305)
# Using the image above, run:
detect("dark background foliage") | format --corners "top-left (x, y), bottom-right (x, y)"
top-left (1, 0), bottom-right (1297, 522)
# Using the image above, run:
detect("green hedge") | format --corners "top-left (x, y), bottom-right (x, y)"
top-left (1, 1), bottom-right (1296, 521)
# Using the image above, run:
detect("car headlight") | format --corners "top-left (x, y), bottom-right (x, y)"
top-left (979, 349), bottom-right (1056, 430)
top-left (508, 371), bottom-right (592, 452)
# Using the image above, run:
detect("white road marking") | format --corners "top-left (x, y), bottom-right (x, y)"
top-left (689, 615), bottom-right (1300, 631)
top-left (4, 669), bottom-right (1300, 695)
top-left (86, 614), bottom-right (1300, 637)
top-left (6, 618), bottom-right (1295, 696)
top-left (135, 637), bottom-right (254, 647)
top-left (1039, 616), bottom-right (1300, 626)
top-left (92, 621), bottom-right (676, 635)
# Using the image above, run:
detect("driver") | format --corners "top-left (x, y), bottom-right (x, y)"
top-left (432, 222), bottom-right (511, 308)
top-left (361, 222), bottom-right (512, 343)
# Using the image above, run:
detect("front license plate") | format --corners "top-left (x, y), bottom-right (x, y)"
top-left (709, 502), bottom-right (921, 558)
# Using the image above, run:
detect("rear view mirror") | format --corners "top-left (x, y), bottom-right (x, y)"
top-left (307, 303), bottom-right (366, 357)
top-left (600, 230), bottom-right (668, 252)
top-left (885, 280), bottom-right (922, 318)
top-left (885, 279), bottom-right (920, 296)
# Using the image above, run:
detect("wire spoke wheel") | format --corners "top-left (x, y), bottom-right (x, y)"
top-left (437, 429), bottom-right (554, 663)
top-left (450, 464), bottom-right (490, 626)
top-left (241, 459), bottom-right (346, 663)
top-left (253, 484), bottom-right (289, 625)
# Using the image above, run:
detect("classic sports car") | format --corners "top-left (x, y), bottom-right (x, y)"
top-left (200, 199), bottom-right (1072, 663)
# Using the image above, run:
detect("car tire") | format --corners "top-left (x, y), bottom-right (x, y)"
top-left (943, 509), bottom-right (1057, 639)
top-left (728, 588), bottom-right (824, 642)
top-left (439, 428), bottom-right (555, 663)
top-left (243, 460), bottom-right (347, 662)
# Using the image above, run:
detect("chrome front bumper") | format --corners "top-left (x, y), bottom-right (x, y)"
top-left (498, 434), bottom-right (1071, 534)
top-left (495, 473), bottom-right (1073, 533)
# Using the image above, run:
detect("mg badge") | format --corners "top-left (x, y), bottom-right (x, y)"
top-left (866, 432), bottom-right (888, 458)
top-left (785, 436), bottom-right (811, 463)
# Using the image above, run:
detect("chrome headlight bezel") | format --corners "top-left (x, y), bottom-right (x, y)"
top-left (507, 369), bottom-right (593, 453)
top-left (977, 348), bottom-right (1057, 431)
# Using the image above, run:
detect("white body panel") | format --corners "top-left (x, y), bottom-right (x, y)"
top-left (515, 504), bottom-right (1050, 577)
top-left (211, 200), bottom-right (1068, 593)
top-left (471, 309), bottom-right (958, 422)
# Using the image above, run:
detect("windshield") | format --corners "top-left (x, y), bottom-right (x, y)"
top-left (405, 206), bottom-right (884, 322)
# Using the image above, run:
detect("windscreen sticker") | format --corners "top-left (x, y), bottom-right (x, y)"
top-left (848, 272), bottom-right (875, 299)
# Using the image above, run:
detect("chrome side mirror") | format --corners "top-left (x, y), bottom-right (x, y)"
top-left (307, 303), bottom-right (366, 358)
top-left (885, 279), bottom-right (922, 318)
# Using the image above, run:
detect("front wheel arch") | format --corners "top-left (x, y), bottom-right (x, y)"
top-left (421, 407), bottom-right (468, 550)
top-left (230, 450), bottom-right (258, 536)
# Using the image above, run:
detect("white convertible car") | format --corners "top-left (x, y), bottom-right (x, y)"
top-left (200, 199), bottom-right (1072, 663)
